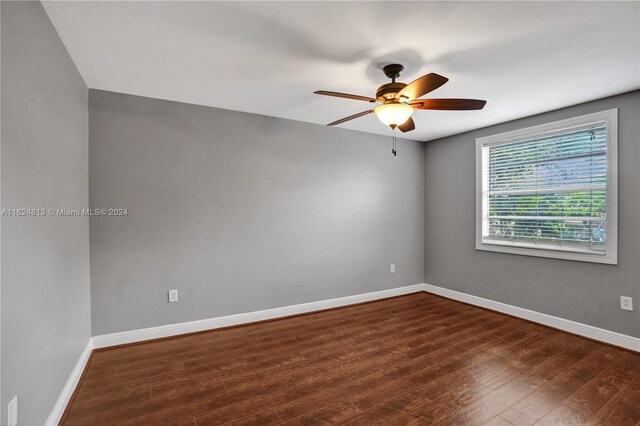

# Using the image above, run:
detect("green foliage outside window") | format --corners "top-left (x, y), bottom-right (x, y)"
top-left (487, 125), bottom-right (606, 246)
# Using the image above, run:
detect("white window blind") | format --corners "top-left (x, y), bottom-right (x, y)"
top-left (476, 109), bottom-right (617, 264)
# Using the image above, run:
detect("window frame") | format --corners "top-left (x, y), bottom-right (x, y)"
top-left (475, 109), bottom-right (618, 265)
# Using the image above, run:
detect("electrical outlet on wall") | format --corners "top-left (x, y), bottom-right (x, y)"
top-left (7, 395), bottom-right (17, 426)
top-left (620, 296), bottom-right (633, 311)
top-left (168, 289), bottom-right (179, 303)
top-left (390, 264), bottom-right (395, 274)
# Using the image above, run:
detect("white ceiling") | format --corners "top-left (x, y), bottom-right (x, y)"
top-left (43, 1), bottom-right (640, 142)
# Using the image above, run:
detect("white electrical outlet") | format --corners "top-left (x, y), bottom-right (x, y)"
top-left (620, 296), bottom-right (633, 311)
top-left (168, 289), bottom-right (178, 303)
top-left (390, 264), bottom-right (395, 274)
top-left (7, 395), bottom-right (17, 426)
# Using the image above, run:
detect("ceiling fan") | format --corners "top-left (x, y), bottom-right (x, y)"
top-left (314, 64), bottom-right (486, 133)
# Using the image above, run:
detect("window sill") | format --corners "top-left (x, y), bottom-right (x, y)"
top-left (476, 240), bottom-right (617, 265)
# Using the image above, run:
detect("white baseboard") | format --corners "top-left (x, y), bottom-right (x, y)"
top-left (45, 338), bottom-right (94, 426)
top-left (92, 284), bottom-right (425, 349)
top-left (91, 283), bottom-right (639, 352)
top-left (423, 283), bottom-right (640, 352)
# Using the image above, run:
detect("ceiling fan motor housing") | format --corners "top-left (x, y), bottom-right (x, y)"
top-left (376, 82), bottom-right (407, 101)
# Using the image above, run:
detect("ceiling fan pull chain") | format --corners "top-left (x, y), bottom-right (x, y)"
top-left (392, 128), bottom-right (397, 156)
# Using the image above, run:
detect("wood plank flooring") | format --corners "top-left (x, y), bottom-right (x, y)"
top-left (61, 292), bottom-right (640, 425)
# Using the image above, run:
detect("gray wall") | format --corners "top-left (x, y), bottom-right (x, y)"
top-left (89, 90), bottom-right (425, 335)
top-left (1, 2), bottom-right (91, 424)
top-left (424, 90), bottom-right (640, 338)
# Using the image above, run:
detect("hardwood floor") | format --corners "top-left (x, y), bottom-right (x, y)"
top-left (61, 292), bottom-right (640, 425)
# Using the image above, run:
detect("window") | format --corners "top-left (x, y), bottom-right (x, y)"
top-left (476, 109), bottom-right (617, 264)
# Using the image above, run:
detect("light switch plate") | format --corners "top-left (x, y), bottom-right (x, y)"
top-left (168, 289), bottom-right (178, 303)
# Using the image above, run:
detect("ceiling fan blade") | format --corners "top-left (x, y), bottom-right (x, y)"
top-left (398, 117), bottom-right (415, 133)
top-left (327, 110), bottom-right (374, 126)
top-left (410, 98), bottom-right (487, 110)
top-left (314, 91), bottom-right (376, 102)
top-left (396, 73), bottom-right (448, 101)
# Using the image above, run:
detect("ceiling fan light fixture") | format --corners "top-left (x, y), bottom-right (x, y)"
top-left (374, 102), bottom-right (413, 128)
